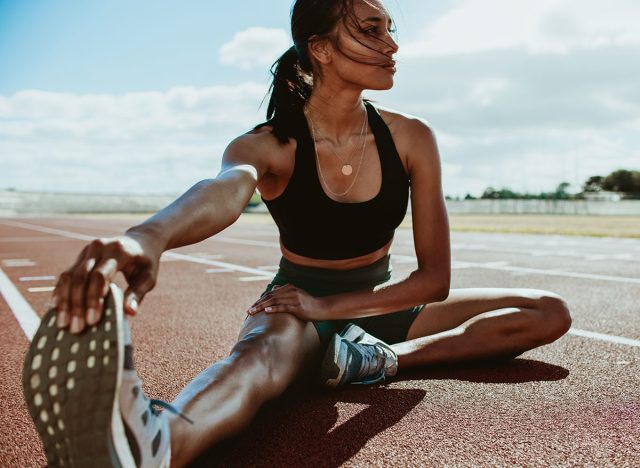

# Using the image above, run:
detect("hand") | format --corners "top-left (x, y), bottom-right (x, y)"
top-left (246, 284), bottom-right (326, 321)
top-left (53, 234), bottom-right (161, 334)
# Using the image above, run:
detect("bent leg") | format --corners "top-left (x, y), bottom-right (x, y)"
top-left (393, 288), bottom-right (572, 369)
top-left (168, 313), bottom-right (321, 467)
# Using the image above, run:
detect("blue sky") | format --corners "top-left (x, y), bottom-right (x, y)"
top-left (1, 0), bottom-right (638, 196)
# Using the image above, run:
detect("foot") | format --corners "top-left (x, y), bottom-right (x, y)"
top-left (22, 283), bottom-right (187, 467)
top-left (320, 323), bottom-right (398, 388)
top-left (23, 283), bottom-right (136, 466)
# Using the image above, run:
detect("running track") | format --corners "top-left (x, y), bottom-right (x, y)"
top-left (1, 215), bottom-right (638, 467)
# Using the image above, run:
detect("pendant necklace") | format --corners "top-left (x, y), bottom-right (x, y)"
top-left (306, 106), bottom-right (368, 197)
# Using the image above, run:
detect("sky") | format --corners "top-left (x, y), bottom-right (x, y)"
top-left (1, 0), bottom-right (639, 197)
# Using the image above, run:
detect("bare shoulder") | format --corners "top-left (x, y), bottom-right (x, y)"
top-left (376, 106), bottom-right (439, 176)
top-left (221, 125), bottom-right (295, 180)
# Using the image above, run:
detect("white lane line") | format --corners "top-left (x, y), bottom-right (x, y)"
top-left (239, 276), bottom-right (273, 282)
top-left (4, 220), bottom-right (640, 348)
top-left (214, 237), bottom-right (279, 248)
top-left (164, 252), bottom-right (276, 276)
top-left (2, 258), bottom-right (36, 268)
top-left (569, 328), bottom-right (640, 347)
top-left (480, 263), bottom-right (640, 284)
top-left (0, 236), bottom-right (74, 243)
top-left (0, 221), bottom-right (274, 277)
top-left (205, 268), bottom-right (234, 273)
top-left (8, 221), bottom-right (635, 285)
top-left (0, 268), bottom-right (39, 340)
top-left (20, 276), bottom-right (56, 282)
top-left (397, 254), bottom-right (640, 285)
top-left (0, 221), bottom-right (94, 241)
top-left (27, 286), bottom-right (56, 293)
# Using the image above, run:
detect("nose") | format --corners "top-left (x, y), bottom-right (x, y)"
top-left (385, 32), bottom-right (399, 55)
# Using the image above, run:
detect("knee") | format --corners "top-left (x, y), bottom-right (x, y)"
top-left (534, 293), bottom-right (572, 344)
top-left (230, 314), bottom-right (306, 396)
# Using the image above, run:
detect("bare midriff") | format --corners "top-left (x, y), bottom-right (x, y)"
top-left (280, 237), bottom-right (393, 270)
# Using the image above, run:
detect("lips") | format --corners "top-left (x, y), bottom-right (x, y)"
top-left (381, 60), bottom-right (396, 73)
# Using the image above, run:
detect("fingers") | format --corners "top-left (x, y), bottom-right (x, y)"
top-left (68, 241), bottom-right (124, 333)
top-left (247, 284), bottom-right (294, 316)
top-left (84, 258), bottom-right (119, 325)
top-left (123, 268), bottom-right (156, 316)
top-left (54, 237), bottom-right (154, 334)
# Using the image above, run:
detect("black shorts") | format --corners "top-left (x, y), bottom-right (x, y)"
top-left (261, 254), bottom-right (424, 349)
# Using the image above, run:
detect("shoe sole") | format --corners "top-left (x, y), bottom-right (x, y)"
top-left (320, 333), bottom-right (348, 388)
top-left (22, 284), bottom-right (135, 467)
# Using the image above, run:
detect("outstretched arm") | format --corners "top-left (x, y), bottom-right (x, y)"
top-left (54, 132), bottom-right (272, 333)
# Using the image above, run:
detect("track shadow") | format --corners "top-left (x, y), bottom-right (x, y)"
top-left (395, 358), bottom-right (570, 384)
top-left (190, 385), bottom-right (426, 468)
top-left (189, 359), bottom-right (567, 467)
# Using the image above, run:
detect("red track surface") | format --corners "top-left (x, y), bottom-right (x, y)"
top-left (1, 216), bottom-right (638, 467)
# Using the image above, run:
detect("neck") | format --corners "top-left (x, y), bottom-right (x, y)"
top-left (305, 83), bottom-right (366, 144)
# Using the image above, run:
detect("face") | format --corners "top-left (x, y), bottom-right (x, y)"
top-left (314, 0), bottom-right (399, 90)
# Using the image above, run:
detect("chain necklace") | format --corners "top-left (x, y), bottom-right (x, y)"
top-left (306, 106), bottom-right (368, 197)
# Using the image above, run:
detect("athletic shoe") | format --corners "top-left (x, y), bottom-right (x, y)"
top-left (119, 312), bottom-right (192, 468)
top-left (22, 283), bottom-right (190, 467)
top-left (320, 323), bottom-right (398, 388)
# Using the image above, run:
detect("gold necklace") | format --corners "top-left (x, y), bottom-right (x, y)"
top-left (306, 107), bottom-right (368, 197)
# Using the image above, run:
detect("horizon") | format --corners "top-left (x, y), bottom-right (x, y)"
top-left (1, 0), bottom-right (639, 198)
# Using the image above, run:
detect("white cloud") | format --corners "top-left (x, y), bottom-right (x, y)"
top-left (399, 0), bottom-right (640, 59)
top-left (219, 27), bottom-right (290, 69)
top-left (0, 84), bottom-right (269, 194)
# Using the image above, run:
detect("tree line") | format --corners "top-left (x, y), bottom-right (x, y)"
top-left (456, 169), bottom-right (640, 201)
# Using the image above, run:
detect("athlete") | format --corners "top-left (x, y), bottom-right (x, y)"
top-left (23, 0), bottom-right (572, 466)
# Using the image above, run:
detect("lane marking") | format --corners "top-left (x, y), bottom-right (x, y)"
top-left (20, 276), bottom-right (56, 282)
top-left (164, 252), bottom-right (277, 276)
top-left (205, 268), bottom-right (235, 273)
top-left (3, 220), bottom-right (640, 349)
top-left (239, 276), bottom-right (273, 282)
top-left (5, 221), bottom-right (638, 285)
top-left (214, 237), bottom-right (279, 248)
top-left (0, 221), bottom-right (94, 241)
top-left (401, 254), bottom-right (640, 285)
top-left (568, 328), bottom-right (640, 347)
top-left (476, 263), bottom-right (640, 284)
top-left (0, 236), bottom-right (74, 243)
top-left (27, 286), bottom-right (56, 293)
top-left (0, 267), bottom-right (40, 340)
top-left (2, 259), bottom-right (37, 267)
top-left (1, 260), bottom-right (639, 348)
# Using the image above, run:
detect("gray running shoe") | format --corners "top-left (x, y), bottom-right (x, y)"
top-left (22, 283), bottom-right (189, 467)
top-left (320, 324), bottom-right (398, 388)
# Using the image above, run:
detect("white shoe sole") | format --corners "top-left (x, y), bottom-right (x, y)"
top-left (22, 283), bottom-right (136, 467)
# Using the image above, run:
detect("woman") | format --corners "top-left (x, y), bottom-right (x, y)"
top-left (23, 0), bottom-right (572, 466)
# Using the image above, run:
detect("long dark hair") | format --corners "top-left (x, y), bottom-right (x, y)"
top-left (260, 0), bottom-right (396, 143)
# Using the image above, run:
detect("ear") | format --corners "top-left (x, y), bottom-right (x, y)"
top-left (308, 35), bottom-right (333, 66)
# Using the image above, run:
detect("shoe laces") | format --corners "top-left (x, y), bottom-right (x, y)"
top-left (149, 399), bottom-right (194, 425)
top-left (355, 342), bottom-right (387, 380)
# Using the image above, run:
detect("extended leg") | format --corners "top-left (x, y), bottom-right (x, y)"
top-left (167, 312), bottom-right (321, 467)
top-left (392, 288), bottom-right (572, 368)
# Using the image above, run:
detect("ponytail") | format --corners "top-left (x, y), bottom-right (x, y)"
top-left (260, 45), bottom-right (313, 144)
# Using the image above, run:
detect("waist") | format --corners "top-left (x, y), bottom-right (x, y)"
top-left (273, 254), bottom-right (392, 297)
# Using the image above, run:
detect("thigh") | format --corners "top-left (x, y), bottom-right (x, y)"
top-left (405, 287), bottom-right (547, 340)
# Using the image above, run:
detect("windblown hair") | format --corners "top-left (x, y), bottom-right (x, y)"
top-left (259, 0), bottom-right (396, 143)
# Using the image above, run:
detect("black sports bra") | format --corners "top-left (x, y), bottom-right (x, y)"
top-left (261, 102), bottom-right (410, 260)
